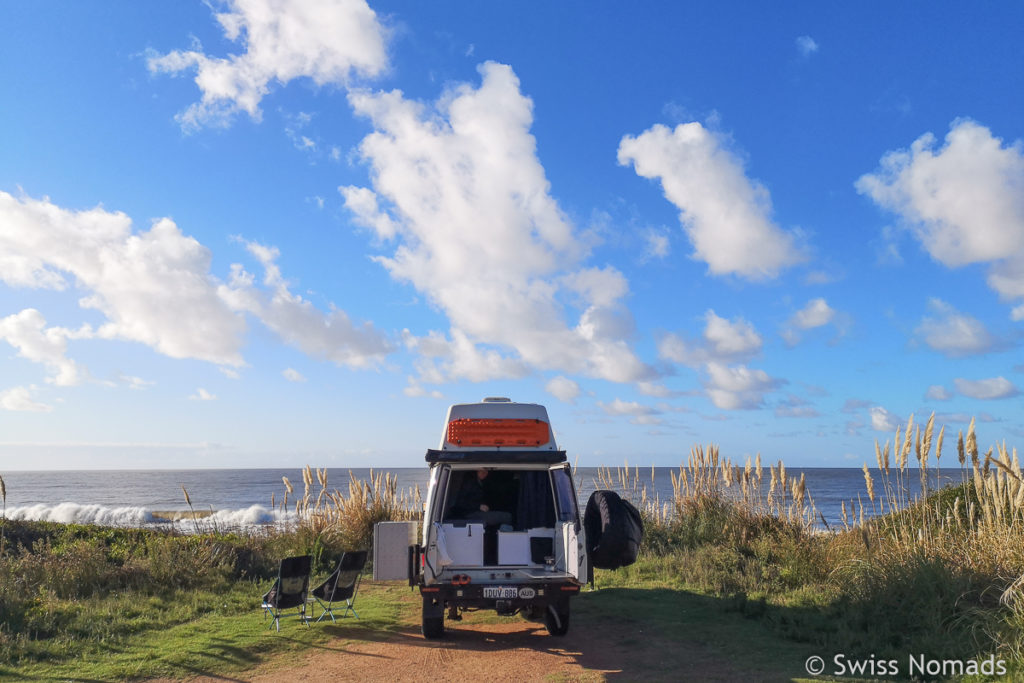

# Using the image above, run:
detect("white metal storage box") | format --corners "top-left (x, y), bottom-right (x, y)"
top-left (373, 521), bottom-right (417, 581)
top-left (440, 523), bottom-right (484, 565)
top-left (498, 528), bottom-right (555, 565)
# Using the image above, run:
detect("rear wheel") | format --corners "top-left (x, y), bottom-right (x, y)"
top-left (522, 604), bottom-right (545, 620)
top-left (422, 597), bottom-right (444, 639)
top-left (544, 601), bottom-right (570, 636)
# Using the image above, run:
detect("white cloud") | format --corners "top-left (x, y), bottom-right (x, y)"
top-left (925, 385), bottom-right (952, 401)
top-left (774, 395), bottom-right (820, 418)
top-left (0, 386), bottom-right (51, 412)
top-left (782, 297), bottom-right (843, 345)
top-left (545, 375), bottom-right (580, 403)
top-left (642, 228), bottom-right (670, 260)
top-left (339, 186), bottom-right (400, 240)
top-left (636, 381), bottom-right (671, 398)
top-left (189, 388), bottom-right (216, 401)
top-left (120, 375), bottom-right (155, 390)
top-left (870, 406), bottom-right (901, 432)
top-left (792, 298), bottom-right (835, 329)
top-left (148, 0), bottom-right (389, 130)
top-left (659, 310), bottom-right (762, 366)
top-left (344, 62), bottom-right (653, 385)
top-left (1, 192), bottom-right (391, 374)
top-left (0, 191), bottom-right (247, 366)
top-left (954, 376), bottom-right (1019, 400)
top-left (0, 309), bottom-right (88, 386)
top-left (282, 368), bottom-right (306, 382)
top-left (795, 35), bottom-right (819, 57)
top-left (222, 240), bottom-right (392, 368)
top-left (599, 398), bottom-right (662, 424)
top-left (915, 298), bottom-right (995, 357)
top-left (704, 362), bottom-right (781, 410)
top-left (402, 376), bottom-right (443, 399)
top-left (618, 121), bottom-right (805, 280)
top-left (857, 120), bottom-right (1024, 313)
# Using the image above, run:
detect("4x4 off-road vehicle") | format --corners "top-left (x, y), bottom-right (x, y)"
top-left (374, 398), bottom-right (642, 639)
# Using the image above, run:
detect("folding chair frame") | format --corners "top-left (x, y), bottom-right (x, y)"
top-left (261, 555), bottom-right (312, 632)
top-left (311, 550), bottom-right (367, 623)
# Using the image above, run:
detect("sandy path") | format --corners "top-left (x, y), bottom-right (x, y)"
top-left (158, 610), bottom-right (750, 683)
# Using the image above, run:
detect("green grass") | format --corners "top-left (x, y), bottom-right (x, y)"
top-left (1, 582), bottom-right (415, 682)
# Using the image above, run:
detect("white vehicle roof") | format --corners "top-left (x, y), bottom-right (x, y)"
top-left (436, 397), bottom-right (558, 452)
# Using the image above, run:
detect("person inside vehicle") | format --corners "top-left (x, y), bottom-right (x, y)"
top-left (451, 468), bottom-right (512, 526)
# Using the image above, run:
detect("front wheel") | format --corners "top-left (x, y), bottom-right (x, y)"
top-left (544, 601), bottom-right (570, 636)
top-left (422, 597), bottom-right (444, 639)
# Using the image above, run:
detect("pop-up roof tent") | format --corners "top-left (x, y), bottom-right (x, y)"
top-left (425, 397), bottom-right (566, 464)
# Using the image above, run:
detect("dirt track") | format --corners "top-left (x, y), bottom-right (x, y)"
top-left (161, 608), bottom-right (753, 682)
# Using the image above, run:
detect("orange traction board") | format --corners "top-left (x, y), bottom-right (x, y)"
top-left (446, 418), bottom-right (550, 447)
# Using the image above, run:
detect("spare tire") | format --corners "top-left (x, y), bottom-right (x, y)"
top-left (584, 490), bottom-right (644, 570)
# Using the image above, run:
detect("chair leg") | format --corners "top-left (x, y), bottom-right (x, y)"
top-left (315, 598), bottom-right (336, 623)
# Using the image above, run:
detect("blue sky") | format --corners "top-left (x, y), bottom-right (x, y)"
top-left (1, 1), bottom-right (1022, 470)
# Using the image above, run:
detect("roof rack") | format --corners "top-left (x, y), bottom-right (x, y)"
top-left (425, 449), bottom-right (567, 464)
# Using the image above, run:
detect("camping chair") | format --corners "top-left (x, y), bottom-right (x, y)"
top-left (261, 554), bottom-right (312, 631)
top-left (310, 550), bottom-right (368, 622)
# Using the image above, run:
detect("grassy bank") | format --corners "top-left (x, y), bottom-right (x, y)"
top-left (1, 418), bottom-right (1022, 680)
top-left (608, 416), bottom-right (1024, 677)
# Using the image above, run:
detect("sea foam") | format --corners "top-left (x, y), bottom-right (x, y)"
top-left (6, 503), bottom-right (155, 526)
top-left (4, 503), bottom-right (295, 530)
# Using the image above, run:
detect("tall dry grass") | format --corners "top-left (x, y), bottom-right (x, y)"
top-left (593, 420), bottom-right (1023, 664)
top-left (596, 445), bottom-right (817, 532)
top-left (843, 414), bottom-right (1024, 660)
top-left (274, 466), bottom-right (422, 557)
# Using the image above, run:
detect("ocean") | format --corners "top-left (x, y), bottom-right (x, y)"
top-left (0, 466), bottom-right (963, 531)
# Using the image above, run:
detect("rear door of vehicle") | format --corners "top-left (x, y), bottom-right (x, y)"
top-left (550, 464), bottom-right (586, 581)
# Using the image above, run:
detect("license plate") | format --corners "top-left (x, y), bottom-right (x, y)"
top-left (483, 586), bottom-right (518, 599)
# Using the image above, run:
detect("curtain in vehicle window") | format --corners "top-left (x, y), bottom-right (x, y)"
top-left (516, 470), bottom-right (555, 529)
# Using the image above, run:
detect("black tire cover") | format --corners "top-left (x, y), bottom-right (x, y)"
top-left (584, 490), bottom-right (644, 570)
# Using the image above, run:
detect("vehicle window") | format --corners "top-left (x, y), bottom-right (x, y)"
top-left (551, 467), bottom-right (578, 522)
top-left (434, 466), bottom-right (451, 520)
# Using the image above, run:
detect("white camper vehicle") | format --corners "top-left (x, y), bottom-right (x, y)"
top-left (374, 398), bottom-right (588, 638)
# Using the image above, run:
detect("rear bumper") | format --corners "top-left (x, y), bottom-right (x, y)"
top-left (420, 580), bottom-right (580, 609)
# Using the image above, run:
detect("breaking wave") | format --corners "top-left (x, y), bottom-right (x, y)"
top-left (4, 503), bottom-right (296, 531)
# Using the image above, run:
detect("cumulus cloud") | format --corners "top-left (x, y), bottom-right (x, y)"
top-left (954, 376), bottom-right (1019, 400)
top-left (148, 0), bottom-right (389, 130)
top-left (642, 228), bottom-right (670, 260)
top-left (870, 406), bottom-right (901, 432)
top-left (0, 191), bottom-right (247, 366)
top-left (925, 385), bottom-right (952, 401)
top-left (282, 368), bottom-right (306, 382)
top-left (0, 386), bottom-right (51, 412)
top-left (222, 240), bottom-right (393, 368)
top-left (796, 35), bottom-right (819, 57)
top-left (618, 121), bottom-right (805, 280)
top-left (915, 298), bottom-right (996, 357)
top-left (659, 310), bottom-right (762, 366)
top-left (402, 377), bottom-right (443, 399)
top-left (782, 297), bottom-right (841, 345)
top-left (636, 381), bottom-right (672, 398)
top-left (344, 62), bottom-right (653, 385)
top-left (189, 388), bottom-right (216, 401)
top-left (774, 394), bottom-right (820, 418)
top-left (599, 398), bottom-right (662, 424)
top-left (704, 362), bottom-right (782, 410)
top-left (545, 375), bottom-right (580, 403)
top-left (857, 120), bottom-right (1024, 314)
top-left (1, 192), bottom-right (391, 377)
top-left (0, 309), bottom-right (88, 386)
